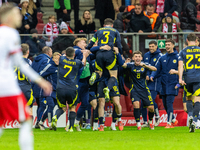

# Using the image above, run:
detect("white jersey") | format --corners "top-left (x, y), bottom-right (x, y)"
top-left (0, 26), bottom-right (39, 97)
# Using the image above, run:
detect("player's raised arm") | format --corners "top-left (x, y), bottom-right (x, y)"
top-left (87, 32), bottom-right (98, 49)
top-left (81, 50), bottom-right (89, 66)
top-left (140, 62), bottom-right (157, 71)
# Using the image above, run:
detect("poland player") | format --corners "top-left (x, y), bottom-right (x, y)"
top-left (0, 3), bottom-right (52, 150)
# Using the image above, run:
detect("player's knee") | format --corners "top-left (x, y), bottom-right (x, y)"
top-left (133, 102), bottom-right (140, 108)
top-left (148, 106), bottom-right (154, 112)
top-left (91, 100), bottom-right (97, 109)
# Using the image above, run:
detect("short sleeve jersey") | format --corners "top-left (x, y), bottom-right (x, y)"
top-left (57, 56), bottom-right (83, 89)
top-left (126, 62), bottom-right (150, 91)
top-left (178, 46), bottom-right (200, 83)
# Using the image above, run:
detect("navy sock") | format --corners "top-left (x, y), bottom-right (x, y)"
top-left (37, 98), bottom-right (47, 121)
top-left (148, 111), bottom-right (154, 121)
top-left (99, 117), bottom-right (104, 125)
top-left (193, 102), bottom-right (200, 122)
top-left (134, 108), bottom-right (140, 123)
top-left (69, 111), bottom-right (76, 129)
top-left (41, 110), bottom-right (48, 122)
top-left (141, 107), bottom-right (147, 122)
top-left (55, 108), bottom-right (64, 119)
top-left (112, 105), bottom-right (117, 123)
top-left (93, 106), bottom-right (99, 123)
top-left (107, 77), bottom-right (117, 91)
top-left (187, 100), bottom-right (193, 117)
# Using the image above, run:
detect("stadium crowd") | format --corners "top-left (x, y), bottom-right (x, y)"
top-left (2, 0), bottom-right (200, 133)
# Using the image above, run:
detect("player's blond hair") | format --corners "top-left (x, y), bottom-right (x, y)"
top-left (73, 38), bottom-right (87, 46)
top-left (0, 3), bottom-right (15, 22)
top-left (21, 43), bottom-right (29, 55)
top-left (53, 52), bottom-right (61, 57)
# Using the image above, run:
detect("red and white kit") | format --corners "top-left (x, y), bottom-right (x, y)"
top-left (0, 26), bottom-right (40, 126)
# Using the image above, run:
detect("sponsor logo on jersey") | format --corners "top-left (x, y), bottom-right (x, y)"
top-left (173, 59), bottom-right (177, 63)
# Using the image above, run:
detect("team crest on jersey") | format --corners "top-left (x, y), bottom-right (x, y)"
top-left (141, 68), bottom-right (144, 71)
top-left (153, 58), bottom-right (156, 62)
top-left (173, 59), bottom-right (177, 63)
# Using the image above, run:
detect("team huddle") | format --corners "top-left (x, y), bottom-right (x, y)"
top-left (1, 2), bottom-right (200, 150)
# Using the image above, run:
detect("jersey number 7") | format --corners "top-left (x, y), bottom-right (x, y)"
top-left (63, 65), bottom-right (72, 77)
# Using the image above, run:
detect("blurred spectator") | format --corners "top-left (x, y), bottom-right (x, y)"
top-left (95, 0), bottom-right (115, 27)
top-left (43, 15), bottom-right (59, 47)
top-left (71, 0), bottom-right (79, 26)
top-left (144, 4), bottom-right (161, 32)
top-left (18, 0), bottom-right (37, 34)
top-left (56, 14), bottom-right (74, 34)
top-left (119, 5), bottom-right (126, 12)
top-left (75, 10), bottom-right (95, 34)
top-left (54, 0), bottom-right (71, 20)
top-left (157, 14), bottom-right (181, 39)
top-left (52, 23), bottom-right (75, 53)
top-left (175, 0), bottom-right (189, 18)
top-left (114, 12), bottom-right (131, 57)
top-left (28, 0), bottom-right (38, 29)
top-left (155, 0), bottom-right (177, 19)
top-left (26, 29), bottom-right (46, 57)
top-left (129, 3), bottom-right (152, 33)
top-left (180, 0), bottom-right (200, 40)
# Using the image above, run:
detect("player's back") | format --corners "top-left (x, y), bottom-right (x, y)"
top-left (96, 26), bottom-right (118, 48)
top-left (0, 26), bottom-right (22, 96)
top-left (179, 46), bottom-right (200, 83)
top-left (57, 56), bottom-right (83, 88)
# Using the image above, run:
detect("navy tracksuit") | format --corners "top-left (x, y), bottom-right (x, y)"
top-left (151, 50), bottom-right (179, 123)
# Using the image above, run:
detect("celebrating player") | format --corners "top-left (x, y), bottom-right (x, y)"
top-left (0, 3), bottom-right (52, 150)
top-left (178, 33), bottom-right (200, 132)
top-left (120, 51), bottom-right (156, 130)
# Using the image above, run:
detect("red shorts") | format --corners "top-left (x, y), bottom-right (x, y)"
top-left (0, 93), bottom-right (30, 126)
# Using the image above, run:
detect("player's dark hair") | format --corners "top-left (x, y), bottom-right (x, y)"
top-left (0, 3), bottom-right (15, 21)
top-left (104, 18), bottom-right (114, 25)
top-left (42, 46), bottom-right (51, 54)
top-left (21, 43), bottom-right (29, 55)
top-left (149, 40), bottom-right (157, 46)
top-left (147, 3), bottom-right (154, 7)
top-left (66, 47), bottom-right (75, 57)
top-left (187, 33), bottom-right (197, 42)
top-left (197, 36), bottom-right (200, 42)
top-left (135, 3), bottom-right (142, 7)
top-left (165, 38), bottom-right (175, 45)
top-left (133, 51), bottom-right (142, 56)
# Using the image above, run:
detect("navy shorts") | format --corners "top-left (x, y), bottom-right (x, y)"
top-left (56, 87), bottom-right (78, 108)
top-left (95, 50), bottom-right (117, 71)
top-left (185, 82), bottom-right (200, 97)
top-left (97, 80), bottom-right (120, 99)
top-left (20, 86), bottom-right (35, 106)
top-left (130, 88), bottom-right (154, 107)
top-left (89, 83), bottom-right (97, 102)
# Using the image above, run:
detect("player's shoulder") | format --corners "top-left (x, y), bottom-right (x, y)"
top-left (0, 26), bottom-right (19, 38)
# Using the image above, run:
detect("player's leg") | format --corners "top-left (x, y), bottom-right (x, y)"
top-left (0, 127), bottom-right (2, 137)
top-left (75, 83), bottom-right (89, 131)
top-left (133, 101), bottom-right (141, 130)
top-left (90, 97), bottom-right (98, 130)
top-left (110, 105), bottom-right (118, 130)
top-left (151, 91), bottom-right (160, 126)
top-left (89, 51), bottom-right (104, 85)
top-left (98, 97), bottom-right (105, 131)
top-left (37, 97), bottom-right (47, 128)
top-left (140, 101), bottom-right (148, 127)
top-left (92, 102), bottom-right (99, 131)
top-left (112, 96), bottom-right (123, 131)
top-left (68, 105), bottom-right (76, 132)
top-left (85, 104), bottom-right (92, 129)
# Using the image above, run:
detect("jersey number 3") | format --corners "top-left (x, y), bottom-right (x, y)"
top-left (64, 65), bottom-right (72, 77)
top-left (101, 31), bottom-right (110, 44)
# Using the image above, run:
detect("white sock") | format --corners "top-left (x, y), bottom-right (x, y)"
top-left (167, 122), bottom-right (171, 125)
top-left (75, 119), bottom-right (80, 125)
top-left (118, 118), bottom-right (121, 121)
top-left (137, 122), bottom-right (141, 127)
top-left (39, 120), bottom-right (43, 124)
top-left (93, 122), bottom-right (98, 127)
top-left (111, 122), bottom-right (116, 127)
top-left (172, 119), bottom-right (176, 123)
top-left (149, 120), bottom-right (152, 124)
top-left (67, 120), bottom-right (70, 126)
top-left (0, 128), bottom-right (3, 137)
top-left (19, 121), bottom-right (33, 150)
top-left (144, 121), bottom-right (148, 124)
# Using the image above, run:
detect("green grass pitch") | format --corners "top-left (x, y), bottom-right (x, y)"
top-left (0, 126), bottom-right (200, 150)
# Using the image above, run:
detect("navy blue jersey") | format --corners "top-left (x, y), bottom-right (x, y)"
top-left (126, 62), bottom-right (150, 91)
top-left (88, 26), bottom-right (122, 54)
top-left (179, 46), bottom-right (200, 83)
top-left (57, 56), bottom-right (83, 89)
top-left (15, 58), bottom-right (31, 88)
